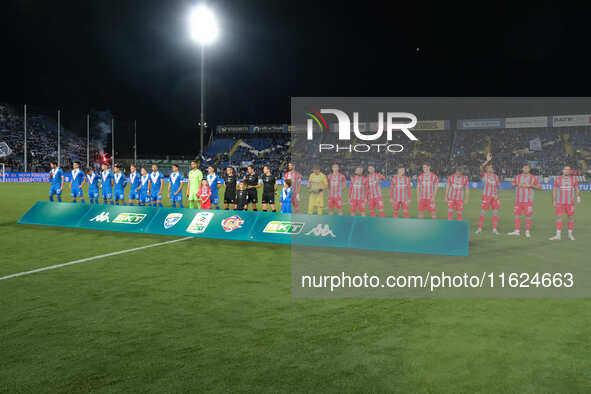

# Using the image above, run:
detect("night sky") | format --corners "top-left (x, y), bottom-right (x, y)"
top-left (4, 0), bottom-right (591, 155)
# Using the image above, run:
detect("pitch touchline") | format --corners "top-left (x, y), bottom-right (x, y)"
top-left (0, 237), bottom-right (193, 281)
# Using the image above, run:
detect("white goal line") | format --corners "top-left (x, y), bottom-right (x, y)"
top-left (0, 236), bottom-right (193, 281)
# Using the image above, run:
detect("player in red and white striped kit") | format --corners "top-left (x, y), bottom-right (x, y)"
top-left (327, 163), bottom-right (347, 215)
top-left (549, 165), bottom-right (581, 241)
top-left (349, 167), bottom-right (367, 216)
top-left (365, 165), bottom-right (386, 217)
top-left (445, 166), bottom-right (469, 220)
top-left (508, 164), bottom-right (541, 238)
top-left (417, 163), bottom-right (438, 219)
top-left (390, 167), bottom-right (411, 218)
top-left (284, 162), bottom-right (302, 213)
top-left (475, 153), bottom-right (501, 234)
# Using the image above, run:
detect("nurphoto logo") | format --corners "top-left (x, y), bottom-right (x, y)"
top-left (306, 109), bottom-right (418, 153)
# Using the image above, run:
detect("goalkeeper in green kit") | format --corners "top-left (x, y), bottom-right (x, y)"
top-left (186, 161), bottom-right (204, 208)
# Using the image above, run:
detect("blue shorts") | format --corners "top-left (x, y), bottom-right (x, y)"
top-left (71, 189), bottom-right (83, 198)
top-left (49, 185), bottom-right (62, 195)
top-left (170, 193), bottom-right (183, 202)
top-left (128, 192), bottom-right (139, 200)
top-left (113, 192), bottom-right (125, 201)
top-left (140, 194), bottom-right (151, 204)
top-left (102, 190), bottom-right (113, 200)
top-left (151, 192), bottom-right (162, 201)
top-left (88, 191), bottom-right (99, 199)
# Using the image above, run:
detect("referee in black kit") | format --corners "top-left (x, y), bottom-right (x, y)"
top-left (245, 165), bottom-right (261, 211)
top-left (261, 165), bottom-right (278, 212)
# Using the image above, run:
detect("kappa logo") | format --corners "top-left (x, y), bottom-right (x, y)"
top-left (90, 211), bottom-right (110, 222)
top-left (263, 221), bottom-right (304, 235)
top-left (113, 213), bottom-right (147, 224)
top-left (186, 212), bottom-right (214, 234)
top-left (221, 215), bottom-right (244, 232)
top-left (163, 213), bottom-right (183, 229)
top-left (305, 224), bottom-right (336, 238)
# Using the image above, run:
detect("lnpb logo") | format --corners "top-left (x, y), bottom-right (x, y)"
top-left (90, 211), bottom-right (110, 222)
top-left (263, 221), bottom-right (304, 235)
top-left (186, 212), bottom-right (214, 234)
top-left (306, 109), bottom-right (418, 153)
top-left (112, 213), bottom-right (147, 224)
top-left (163, 213), bottom-right (183, 229)
top-left (221, 215), bottom-right (244, 232)
top-left (305, 224), bottom-right (336, 238)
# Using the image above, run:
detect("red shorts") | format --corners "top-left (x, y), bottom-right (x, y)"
top-left (481, 196), bottom-right (500, 210)
top-left (350, 199), bottom-right (366, 212)
top-left (418, 199), bottom-right (436, 213)
top-left (555, 203), bottom-right (575, 216)
top-left (392, 201), bottom-right (409, 211)
top-left (447, 200), bottom-right (464, 211)
top-left (513, 202), bottom-right (533, 216)
top-left (328, 197), bottom-right (343, 209)
top-left (367, 198), bottom-right (384, 210)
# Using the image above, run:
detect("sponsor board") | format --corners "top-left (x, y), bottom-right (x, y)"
top-left (263, 221), bottom-right (305, 234)
top-left (457, 118), bottom-right (504, 130)
top-left (112, 213), bottom-right (147, 224)
top-left (505, 116), bottom-right (548, 129)
top-left (163, 213), bottom-right (183, 229)
top-left (552, 114), bottom-right (591, 127)
top-left (221, 215), bottom-right (244, 232)
top-left (186, 212), bottom-right (214, 234)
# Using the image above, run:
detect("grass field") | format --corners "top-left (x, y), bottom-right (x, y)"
top-left (2, 183), bottom-right (591, 392)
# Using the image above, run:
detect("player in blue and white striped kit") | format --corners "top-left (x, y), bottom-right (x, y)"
top-left (49, 161), bottom-right (64, 202)
top-left (113, 164), bottom-right (127, 205)
top-left (139, 167), bottom-right (151, 206)
top-left (69, 161), bottom-right (86, 204)
top-left (150, 164), bottom-right (164, 207)
top-left (280, 179), bottom-right (293, 213)
top-left (206, 166), bottom-right (221, 210)
top-left (86, 167), bottom-right (100, 204)
top-left (127, 164), bottom-right (141, 206)
top-left (100, 163), bottom-right (114, 205)
top-left (168, 164), bottom-right (184, 208)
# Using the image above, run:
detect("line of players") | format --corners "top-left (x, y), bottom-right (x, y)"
top-left (48, 154), bottom-right (582, 240)
top-left (283, 156), bottom-right (582, 241)
top-left (48, 161), bottom-right (294, 213)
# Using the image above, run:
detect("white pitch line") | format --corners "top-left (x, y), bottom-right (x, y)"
top-left (0, 237), bottom-right (193, 281)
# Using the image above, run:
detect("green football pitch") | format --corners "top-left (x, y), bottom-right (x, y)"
top-left (1, 183), bottom-right (591, 392)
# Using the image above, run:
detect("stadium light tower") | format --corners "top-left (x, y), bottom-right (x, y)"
top-left (189, 4), bottom-right (219, 157)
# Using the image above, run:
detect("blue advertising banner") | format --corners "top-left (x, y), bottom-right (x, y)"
top-left (18, 202), bottom-right (470, 256)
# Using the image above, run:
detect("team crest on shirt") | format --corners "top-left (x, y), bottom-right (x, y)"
top-left (163, 213), bottom-right (183, 229)
top-left (221, 215), bottom-right (244, 232)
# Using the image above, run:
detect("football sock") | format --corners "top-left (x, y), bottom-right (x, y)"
top-left (172, 202), bottom-right (176, 208)
top-left (394, 211), bottom-right (399, 218)
top-left (478, 215), bottom-right (485, 229)
top-left (403, 210), bottom-right (409, 218)
top-left (179, 202), bottom-right (183, 208)
top-left (57, 196), bottom-right (62, 202)
top-left (189, 201), bottom-right (195, 209)
top-left (568, 220), bottom-right (574, 230)
top-left (72, 200), bottom-right (77, 204)
top-left (525, 217), bottom-right (532, 231)
top-left (457, 212), bottom-right (463, 220)
top-left (514, 217), bottom-right (521, 230)
top-left (80, 199), bottom-right (85, 204)
top-left (447, 210), bottom-right (453, 220)
top-left (556, 219), bottom-right (562, 231)
top-left (158, 202), bottom-right (163, 207)
top-left (49, 195), bottom-right (54, 202)
top-left (379, 210), bottom-right (384, 217)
